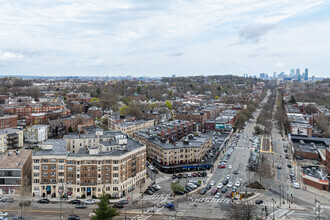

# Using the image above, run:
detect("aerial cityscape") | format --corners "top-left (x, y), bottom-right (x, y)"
top-left (0, 1), bottom-right (330, 220)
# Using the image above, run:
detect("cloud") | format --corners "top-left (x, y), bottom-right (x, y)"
top-left (275, 62), bottom-right (285, 68)
top-left (239, 23), bottom-right (276, 43)
top-left (0, 50), bottom-right (23, 60)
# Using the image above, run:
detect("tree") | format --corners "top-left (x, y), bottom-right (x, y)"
top-left (228, 203), bottom-right (257, 220)
top-left (289, 95), bottom-right (296, 104)
top-left (68, 126), bottom-right (73, 133)
top-left (214, 95), bottom-right (220, 100)
top-left (166, 100), bottom-right (172, 110)
top-left (254, 125), bottom-right (263, 135)
top-left (119, 106), bottom-right (129, 115)
top-left (171, 182), bottom-right (184, 193)
top-left (92, 193), bottom-right (119, 220)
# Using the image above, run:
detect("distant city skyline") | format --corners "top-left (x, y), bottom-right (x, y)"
top-left (0, 0), bottom-right (330, 78)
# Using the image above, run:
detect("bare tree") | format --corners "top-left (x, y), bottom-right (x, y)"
top-left (228, 203), bottom-right (257, 220)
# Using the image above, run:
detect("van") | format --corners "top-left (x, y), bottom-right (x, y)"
top-left (292, 182), bottom-right (300, 189)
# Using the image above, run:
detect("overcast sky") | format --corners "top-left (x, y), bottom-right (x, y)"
top-left (0, 0), bottom-right (329, 77)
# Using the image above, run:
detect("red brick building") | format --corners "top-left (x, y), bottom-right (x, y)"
top-left (0, 115), bottom-right (17, 129)
top-left (4, 105), bottom-right (66, 119)
top-left (326, 147), bottom-right (330, 174)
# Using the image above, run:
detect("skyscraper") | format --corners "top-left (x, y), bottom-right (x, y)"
top-left (304, 68), bottom-right (309, 80)
top-left (296, 68), bottom-right (300, 77)
top-left (290, 69), bottom-right (295, 77)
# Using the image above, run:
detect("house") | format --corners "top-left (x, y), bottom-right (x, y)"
top-left (24, 125), bottom-right (48, 144)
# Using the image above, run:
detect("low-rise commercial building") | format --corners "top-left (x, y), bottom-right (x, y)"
top-left (0, 149), bottom-right (32, 196)
top-left (32, 130), bottom-right (146, 199)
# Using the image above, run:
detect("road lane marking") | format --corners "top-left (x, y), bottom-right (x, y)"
top-left (277, 210), bottom-right (290, 218)
top-left (283, 210), bottom-right (295, 218)
top-left (269, 209), bottom-right (282, 216)
top-left (0, 209), bottom-right (60, 213)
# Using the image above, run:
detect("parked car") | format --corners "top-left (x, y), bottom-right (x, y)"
top-left (193, 173), bottom-right (198, 177)
top-left (227, 182), bottom-right (233, 188)
top-left (187, 173), bottom-right (192, 177)
top-left (118, 200), bottom-right (129, 205)
top-left (221, 187), bottom-right (227, 193)
top-left (84, 199), bottom-right (95, 204)
top-left (199, 189), bottom-right (207, 195)
top-left (211, 188), bottom-right (218, 195)
top-left (287, 163), bottom-right (292, 168)
top-left (174, 191), bottom-right (185, 195)
top-left (153, 184), bottom-right (162, 190)
top-left (144, 189), bottom-right (153, 195)
top-left (235, 181), bottom-right (241, 187)
top-left (277, 165), bottom-right (282, 169)
top-left (1, 198), bottom-right (14, 203)
top-left (228, 165), bottom-right (232, 169)
top-left (296, 156), bottom-right (303, 160)
top-left (210, 181), bottom-right (216, 186)
top-left (206, 184), bottom-right (211, 190)
top-left (112, 203), bottom-right (124, 209)
top-left (69, 199), bottom-right (81, 204)
top-left (233, 170), bottom-right (238, 174)
top-left (172, 179), bottom-right (179, 183)
top-left (222, 179), bottom-right (229, 185)
top-left (172, 174), bottom-right (177, 179)
top-left (215, 193), bottom-right (221, 198)
top-left (0, 212), bottom-right (8, 217)
top-left (183, 174), bottom-right (187, 178)
top-left (75, 203), bottom-right (87, 209)
top-left (292, 182), bottom-right (300, 189)
top-left (232, 186), bottom-right (237, 192)
top-left (177, 174), bottom-right (183, 179)
top-left (217, 183), bottom-right (223, 189)
top-left (255, 199), bottom-right (263, 204)
top-left (225, 175), bottom-right (231, 180)
top-left (68, 214), bottom-right (80, 220)
top-left (37, 198), bottom-right (49, 204)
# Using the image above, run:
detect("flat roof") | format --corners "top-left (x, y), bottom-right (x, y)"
top-left (0, 149), bottom-right (31, 169)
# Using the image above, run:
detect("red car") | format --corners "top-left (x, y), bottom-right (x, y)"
top-left (225, 193), bottom-right (232, 197)
top-left (218, 164), bottom-right (226, 169)
top-left (211, 188), bottom-right (218, 195)
top-left (193, 173), bottom-right (197, 177)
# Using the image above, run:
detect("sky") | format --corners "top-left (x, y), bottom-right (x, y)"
top-left (0, 0), bottom-right (330, 77)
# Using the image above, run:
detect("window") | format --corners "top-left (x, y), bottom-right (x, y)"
top-left (34, 166), bottom-right (40, 170)
top-left (50, 179), bottom-right (56, 183)
top-left (113, 173), bottom-right (118, 177)
top-left (34, 173), bottom-right (39, 177)
top-left (58, 165), bottom-right (64, 170)
top-left (33, 179), bottom-right (40, 183)
top-left (42, 172), bottom-right (48, 177)
top-left (67, 167), bottom-right (73, 172)
top-left (113, 187), bottom-right (118, 191)
top-left (50, 165), bottom-right (56, 170)
top-left (50, 172), bottom-right (56, 177)
top-left (42, 166), bottom-right (48, 170)
top-left (106, 167), bottom-right (110, 171)
top-left (58, 159), bottom-right (65, 163)
top-left (33, 159), bottom-right (40, 163)
top-left (59, 172), bottom-right (64, 176)
top-left (113, 167), bottom-right (118, 171)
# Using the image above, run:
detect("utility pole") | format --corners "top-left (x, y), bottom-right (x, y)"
top-left (279, 185), bottom-right (281, 207)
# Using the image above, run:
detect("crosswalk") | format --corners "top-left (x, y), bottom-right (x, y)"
top-left (142, 194), bottom-right (170, 200)
top-left (155, 176), bottom-right (170, 184)
top-left (188, 197), bottom-right (231, 203)
top-left (269, 209), bottom-right (295, 219)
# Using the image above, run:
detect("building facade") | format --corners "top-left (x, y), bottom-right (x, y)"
top-left (32, 130), bottom-right (146, 199)
top-left (0, 128), bottom-right (24, 152)
top-left (24, 125), bottom-right (48, 143)
top-left (0, 115), bottom-right (18, 129)
top-left (0, 149), bottom-right (32, 196)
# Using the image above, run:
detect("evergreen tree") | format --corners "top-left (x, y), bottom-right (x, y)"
top-left (92, 193), bottom-right (119, 220)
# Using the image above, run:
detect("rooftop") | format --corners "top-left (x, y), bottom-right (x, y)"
top-left (0, 149), bottom-right (31, 169)
top-left (0, 128), bottom-right (22, 135)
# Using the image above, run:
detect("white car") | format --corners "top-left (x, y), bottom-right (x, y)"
top-left (215, 193), bottom-right (221, 198)
top-left (217, 183), bottom-right (223, 189)
top-left (188, 173), bottom-right (192, 177)
top-left (188, 183), bottom-right (197, 189)
top-left (227, 182), bottom-right (233, 188)
top-left (0, 211), bottom-right (8, 216)
top-left (153, 184), bottom-right (161, 190)
top-left (210, 181), bottom-right (216, 186)
top-left (84, 199), bottom-right (95, 204)
top-left (292, 182), bottom-right (300, 189)
top-left (235, 181), bottom-right (241, 187)
top-left (226, 175), bottom-right (231, 180)
top-left (228, 165), bottom-right (232, 169)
